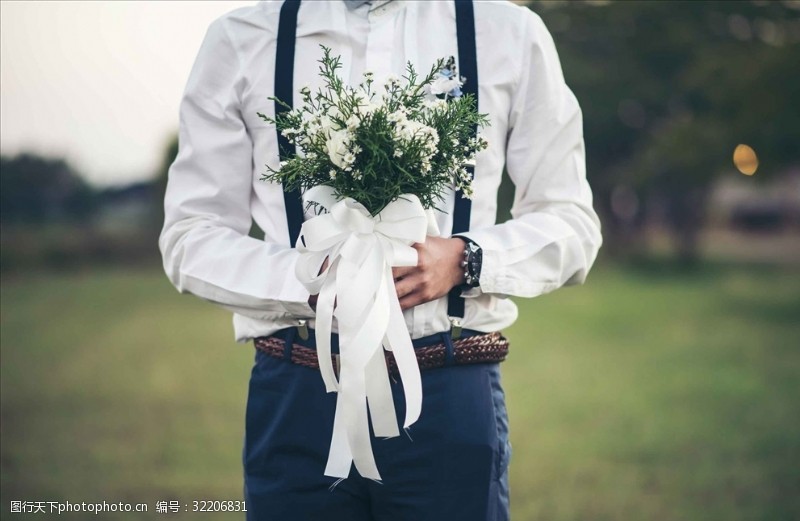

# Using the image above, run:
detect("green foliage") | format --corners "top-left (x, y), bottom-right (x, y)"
top-left (258, 46), bottom-right (488, 215)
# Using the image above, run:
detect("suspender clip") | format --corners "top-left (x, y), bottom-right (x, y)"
top-left (449, 317), bottom-right (463, 340)
top-left (296, 319), bottom-right (309, 340)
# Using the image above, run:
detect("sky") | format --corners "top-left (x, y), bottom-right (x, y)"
top-left (1, 1), bottom-right (253, 187)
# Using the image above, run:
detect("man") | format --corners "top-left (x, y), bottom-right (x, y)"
top-left (159, 1), bottom-right (602, 519)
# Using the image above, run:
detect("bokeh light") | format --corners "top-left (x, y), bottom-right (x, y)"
top-left (733, 144), bottom-right (759, 176)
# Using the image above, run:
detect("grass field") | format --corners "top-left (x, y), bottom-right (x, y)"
top-left (2, 262), bottom-right (799, 520)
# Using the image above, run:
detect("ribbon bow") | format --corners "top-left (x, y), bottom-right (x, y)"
top-left (295, 185), bottom-right (439, 480)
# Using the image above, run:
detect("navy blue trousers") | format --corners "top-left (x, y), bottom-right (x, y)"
top-left (242, 329), bottom-right (511, 521)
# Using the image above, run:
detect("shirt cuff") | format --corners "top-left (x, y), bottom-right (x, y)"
top-left (472, 248), bottom-right (506, 296)
top-left (278, 253), bottom-right (315, 317)
top-left (453, 231), bottom-right (505, 298)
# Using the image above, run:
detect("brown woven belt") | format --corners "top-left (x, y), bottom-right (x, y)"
top-left (254, 331), bottom-right (509, 374)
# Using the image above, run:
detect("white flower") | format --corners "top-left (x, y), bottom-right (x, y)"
top-left (329, 169), bottom-right (337, 180)
top-left (423, 98), bottom-right (447, 112)
top-left (325, 129), bottom-right (351, 169)
top-left (301, 111), bottom-right (321, 135)
top-left (429, 76), bottom-right (461, 96)
top-left (320, 111), bottom-right (340, 133)
top-left (301, 111), bottom-right (315, 125)
top-left (353, 91), bottom-right (383, 116)
top-left (387, 111), bottom-right (407, 124)
top-left (346, 115), bottom-right (360, 131)
top-left (421, 159), bottom-right (432, 173)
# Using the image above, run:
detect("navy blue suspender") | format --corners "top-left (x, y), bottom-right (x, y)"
top-left (275, 0), bottom-right (478, 332)
top-left (276, 0), bottom-right (304, 247)
top-left (447, 0), bottom-right (479, 331)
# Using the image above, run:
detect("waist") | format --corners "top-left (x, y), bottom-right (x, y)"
top-left (261, 326), bottom-right (486, 353)
top-left (254, 327), bottom-right (510, 373)
top-left (232, 296), bottom-right (520, 344)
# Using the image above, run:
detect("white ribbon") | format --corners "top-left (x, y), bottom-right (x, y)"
top-left (295, 185), bottom-right (439, 480)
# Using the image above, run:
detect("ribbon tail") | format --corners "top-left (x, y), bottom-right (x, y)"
top-left (383, 269), bottom-right (423, 429)
top-left (339, 354), bottom-right (382, 481)
top-left (315, 261), bottom-right (340, 393)
top-left (324, 260), bottom-right (391, 481)
top-left (324, 390), bottom-right (353, 479)
top-left (365, 347), bottom-right (400, 438)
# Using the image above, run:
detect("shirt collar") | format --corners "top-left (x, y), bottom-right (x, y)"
top-left (343, 0), bottom-right (368, 9)
top-left (343, 0), bottom-right (395, 12)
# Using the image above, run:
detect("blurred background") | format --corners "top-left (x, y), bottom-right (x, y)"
top-left (1, 1), bottom-right (798, 520)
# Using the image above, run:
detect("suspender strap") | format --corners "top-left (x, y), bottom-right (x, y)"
top-left (275, 0), bottom-right (304, 247)
top-left (447, 0), bottom-right (479, 325)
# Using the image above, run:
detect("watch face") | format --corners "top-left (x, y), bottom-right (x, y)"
top-left (456, 237), bottom-right (481, 287)
top-left (466, 242), bottom-right (481, 287)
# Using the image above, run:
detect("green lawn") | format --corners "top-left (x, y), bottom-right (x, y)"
top-left (2, 263), bottom-right (798, 520)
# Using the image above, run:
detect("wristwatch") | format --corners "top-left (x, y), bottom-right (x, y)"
top-left (456, 237), bottom-right (482, 288)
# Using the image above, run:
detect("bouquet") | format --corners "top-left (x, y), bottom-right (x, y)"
top-left (259, 46), bottom-right (488, 214)
top-left (258, 46), bottom-right (488, 482)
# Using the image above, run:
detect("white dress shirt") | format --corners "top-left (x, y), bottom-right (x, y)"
top-left (159, 0), bottom-right (602, 343)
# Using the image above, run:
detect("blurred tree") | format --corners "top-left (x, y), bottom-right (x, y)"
top-left (0, 153), bottom-right (97, 224)
top-left (528, 0), bottom-right (800, 262)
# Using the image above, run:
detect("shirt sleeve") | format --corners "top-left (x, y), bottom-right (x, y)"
top-left (457, 10), bottom-right (602, 299)
top-left (158, 18), bottom-right (314, 321)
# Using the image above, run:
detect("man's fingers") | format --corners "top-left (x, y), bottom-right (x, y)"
top-left (392, 265), bottom-right (416, 281)
top-left (394, 272), bottom-right (421, 300)
top-left (398, 290), bottom-right (424, 311)
top-left (394, 271), bottom-right (425, 299)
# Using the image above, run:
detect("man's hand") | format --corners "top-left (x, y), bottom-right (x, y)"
top-left (393, 236), bottom-right (466, 310)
